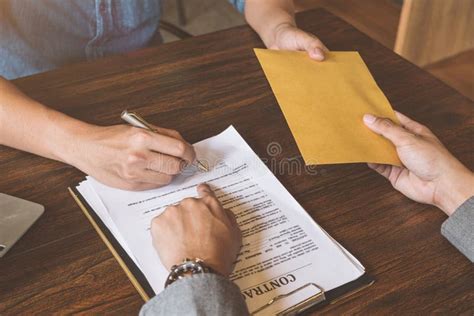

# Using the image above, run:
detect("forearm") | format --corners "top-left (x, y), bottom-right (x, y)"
top-left (0, 77), bottom-right (201, 190)
top-left (244, 0), bottom-right (295, 48)
top-left (0, 76), bottom-right (91, 165)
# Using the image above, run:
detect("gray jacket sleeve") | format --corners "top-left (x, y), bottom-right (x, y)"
top-left (140, 273), bottom-right (249, 316)
top-left (441, 196), bottom-right (474, 262)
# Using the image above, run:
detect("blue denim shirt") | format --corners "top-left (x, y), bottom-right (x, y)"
top-left (0, 0), bottom-right (245, 80)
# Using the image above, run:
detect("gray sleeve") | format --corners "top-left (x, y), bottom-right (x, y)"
top-left (140, 273), bottom-right (249, 316)
top-left (441, 196), bottom-right (474, 262)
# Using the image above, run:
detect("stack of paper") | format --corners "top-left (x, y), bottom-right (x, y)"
top-left (75, 126), bottom-right (366, 314)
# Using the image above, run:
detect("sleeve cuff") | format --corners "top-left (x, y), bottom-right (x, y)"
top-left (441, 196), bottom-right (474, 262)
top-left (140, 273), bottom-right (249, 316)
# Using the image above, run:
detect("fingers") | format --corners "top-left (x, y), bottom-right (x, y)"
top-left (147, 152), bottom-right (186, 175)
top-left (157, 183), bottom-right (238, 233)
top-left (367, 163), bottom-right (408, 190)
top-left (363, 113), bottom-right (414, 146)
top-left (197, 183), bottom-right (216, 198)
top-left (151, 125), bottom-right (186, 141)
top-left (367, 163), bottom-right (392, 179)
top-left (127, 169), bottom-right (173, 187)
top-left (302, 33), bottom-right (328, 61)
top-left (196, 183), bottom-right (226, 218)
top-left (197, 184), bottom-right (239, 229)
top-left (132, 129), bottom-right (196, 164)
top-left (116, 178), bottom-right (169, 191)
top-left (122, 150), bottom-right (183, 188)
top-left (273, 23), bottom-right (328, 61)
top-left (394, 111), bottom-right (432, 137)
top-left (225, 208), bottom-right (240, 231)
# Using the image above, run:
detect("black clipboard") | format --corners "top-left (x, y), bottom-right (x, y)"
top-left (69, 186), bottom-right (374, 314)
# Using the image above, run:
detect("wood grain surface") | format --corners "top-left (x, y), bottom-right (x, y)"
top-left (0, 9), bottom-right (473, 315)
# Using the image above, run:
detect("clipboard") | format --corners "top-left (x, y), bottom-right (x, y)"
top-left (69, 186), bottom-right (374, 315)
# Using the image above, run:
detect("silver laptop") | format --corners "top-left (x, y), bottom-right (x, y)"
top-left (0, 193), bottom-right (44, 257)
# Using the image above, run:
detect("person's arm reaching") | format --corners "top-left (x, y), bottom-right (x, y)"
top-left (363, 111), bottom-right (474, 261)
top-left (0, 76), bottom-right (196, 191)
top-left (141, 184), bottom-right (248, 315)
top-left (232, 0), bottom-right (328, 60)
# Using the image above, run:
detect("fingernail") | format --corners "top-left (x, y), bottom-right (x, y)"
top-left (312, 48), bottom-right (324, 60)
top-left (363, 114), bottom-right (376, 124)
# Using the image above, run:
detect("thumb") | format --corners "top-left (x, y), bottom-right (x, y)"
top-left (302, 34), bottom-right (328, 61)
top-left (308, 47), bottom-right (325, 61)
top-left (363, 113), bottom-right (413, 146)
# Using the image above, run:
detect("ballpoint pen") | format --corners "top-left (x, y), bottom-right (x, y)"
top-left (121, 110), bottom-right (209, 172)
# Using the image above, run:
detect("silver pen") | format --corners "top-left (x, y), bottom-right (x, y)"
top-left (121, 110), bottom-right (209, 172)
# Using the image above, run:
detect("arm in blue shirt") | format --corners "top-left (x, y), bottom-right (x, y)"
top-left (228, 0), bottom-right (245, 13)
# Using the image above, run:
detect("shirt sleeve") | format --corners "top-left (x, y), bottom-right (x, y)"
top-left (140, 273), bottom-right (249, 316)
top-left (228, 0), bottom-right (245, 13)
top-left (441, 196), bottom-right (474, 262)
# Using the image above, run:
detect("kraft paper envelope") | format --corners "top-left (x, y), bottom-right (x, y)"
top-left (254, 49), bottom-right (401, 166)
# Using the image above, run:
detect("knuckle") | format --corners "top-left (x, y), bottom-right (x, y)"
top-left (203, 195), bottom-right (219, 206)
top-left (126, 152), bottom-right (145, 166)
top-left (202, 195), bottom-right (212, 203)
top-left (164, 205), bottom-right (178, 214)
top-left (161, 206), bottom-right (177, 219)
top-left (181, 197), bottom-right (198, 207)
top-left (399, 132), bottom-right (417, 145)
top-left (131, 129), bottom-right (151, 146)
top-left (380, 118), bottom-right (393, 129)
top-left (161, 174), bottom-right (173, 185)
top-left (174, 140), bottom-right (187, 157)
top-left (413, 126), bottom-right (425, 135)
top-left (151, 216), bottom-right (162, 228)
top-left (419, 125), bottom-right (431, 135)
top-left (171, 129), bottom-right (182, 139)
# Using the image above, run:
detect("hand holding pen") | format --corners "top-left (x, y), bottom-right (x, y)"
top-left (68, 111), bottom-right (205, 191)
top-left (121, 111), bottom-right (208, 172)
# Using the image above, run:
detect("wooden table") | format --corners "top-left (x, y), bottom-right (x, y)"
top-left (0, 9), bottom-right (473, 314)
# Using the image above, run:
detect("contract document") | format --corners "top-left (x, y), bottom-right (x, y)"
top-left (74, 126), bottom-right (368, 314)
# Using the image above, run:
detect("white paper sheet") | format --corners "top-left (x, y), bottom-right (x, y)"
top-left (76, 126), bottom-right (364, 314)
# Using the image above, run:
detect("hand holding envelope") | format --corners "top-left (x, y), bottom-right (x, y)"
top-left (254, 49), bottom-right (401, 166)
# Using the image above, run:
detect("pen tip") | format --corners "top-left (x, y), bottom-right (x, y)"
top-left (197, 160), bottom-right (209, 172)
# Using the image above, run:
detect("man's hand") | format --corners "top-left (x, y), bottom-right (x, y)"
top-left (245, 0), bottom-right (328, 61)
top-left (150, 184), bottom-right (242, 276)
top-left (69, 124), bottom-right (196, 191)
top-left (363, 111), bottom-right (474, 215)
